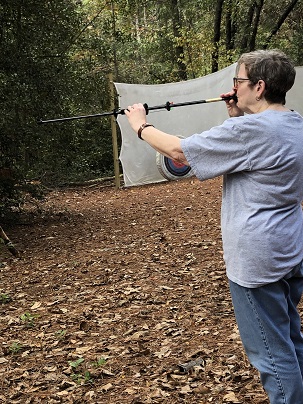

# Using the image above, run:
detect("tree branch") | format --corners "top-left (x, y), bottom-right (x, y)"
top-left (263, 0), bottom-right (299, 49)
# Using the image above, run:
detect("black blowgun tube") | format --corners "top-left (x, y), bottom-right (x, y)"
top-left (37, 94), bottom-right (238, 124)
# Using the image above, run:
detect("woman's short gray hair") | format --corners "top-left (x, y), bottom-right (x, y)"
top-left (237, 49), bottom-right (296, 104)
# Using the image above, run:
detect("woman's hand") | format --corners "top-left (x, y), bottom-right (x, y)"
top-left (124, 103), bottom-right (147, 134)
top-left (221, 91), bottom-right (244, 117)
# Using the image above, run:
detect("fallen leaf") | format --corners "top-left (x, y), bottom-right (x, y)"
top-left (223, 391), bottom-right (241, 402)
top-left (180, 385), bottom-right (192, 394)
top-left (75, 346), bottom-right (91, 354)
top-left (101, 383), bottom-right (113, 392)
top-left (31, 301), bottom-right (42, 310)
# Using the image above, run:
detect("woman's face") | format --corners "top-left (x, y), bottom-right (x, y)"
top-left (234, 64), bottom-right (257, 114)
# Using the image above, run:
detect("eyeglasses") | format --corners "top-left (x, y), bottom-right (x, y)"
top-left (233, 77), bottom-right (250, 88)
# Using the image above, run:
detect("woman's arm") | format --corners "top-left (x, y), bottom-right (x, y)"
top-left (125, 103), bottom-right (189, 166)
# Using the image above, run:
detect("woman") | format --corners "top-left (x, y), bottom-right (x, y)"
top-left (125, 49), bottom-right (303, 403)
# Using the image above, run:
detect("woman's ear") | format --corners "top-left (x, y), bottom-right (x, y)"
top-left (257, 80), bottom-right (266, 97)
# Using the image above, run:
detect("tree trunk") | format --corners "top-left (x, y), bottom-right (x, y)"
top-left (248, 0), bottom-right (264, 51)
top-left (225, 0), bottom-right (233, 51)
top-left (211, 0), bottom-right (225, 73)
top-left (225, 0), bottom-right (237, 64)
top-left (170, 0), bottom-right (187, 80)
top-left (239, 1), bottom-right (256, 52)
top-left (111, 0), bottom-right (119, 80)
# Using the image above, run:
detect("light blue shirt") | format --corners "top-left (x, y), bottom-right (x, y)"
top-left (181, 110), bottom-right (303, 287)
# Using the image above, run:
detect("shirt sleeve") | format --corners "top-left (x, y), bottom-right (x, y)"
top-left (180, 117), bottom-right (251, 181)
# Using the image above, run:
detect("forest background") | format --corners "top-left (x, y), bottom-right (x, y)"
top-left (0, 0), bottom-right (302, 217)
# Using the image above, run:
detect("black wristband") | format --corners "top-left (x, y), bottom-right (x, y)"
top-left (138, 123), bottom-right (154, 140)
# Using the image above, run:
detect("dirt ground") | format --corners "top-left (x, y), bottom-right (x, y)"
top-left (0, 177), bottom-right (271, 403)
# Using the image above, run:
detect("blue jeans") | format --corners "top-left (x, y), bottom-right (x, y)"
top-left (229, 261), bottom-right (303, 404)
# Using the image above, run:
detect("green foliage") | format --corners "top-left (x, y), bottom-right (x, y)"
top-left (71, 370), bottom-right (93, 385)
top-left (68, 357), bottom-right (92, 384)
top-left (20, 312), bottom-right (39, 328)
top-left (68, 357), bottom-right (85, 368)
top-left (67, 356), bottom-right (107, 385)
top-left (0, 292), bottom-right (12, 304)
top-left (94, 357), bottom-right (107, 367)
top-left (8, 341), bottom-right (24, 354)
top-left (0, 0), bottom-right (113, 214)
top-left (55, 329), bottom-right (67, 340)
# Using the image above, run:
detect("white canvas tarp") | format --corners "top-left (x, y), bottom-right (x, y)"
top-left (115, 64), bottom-right (303, 187)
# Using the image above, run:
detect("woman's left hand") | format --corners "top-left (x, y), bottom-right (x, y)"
top-left (124, 103), bottom-right (147, 134)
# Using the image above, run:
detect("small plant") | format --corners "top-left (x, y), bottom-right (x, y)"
top-left (20, 312), bottom-right (38, 327)
top-left (93, 357), bottom-right (107, 367)
top-left (68, 358), bottom-right (84, 369)
top-left (70, 372), bottom-right (83, 384)
top-left (55, 329), bottom-right (67, 340)
top-left (8, 341), bottom-right (23, 354)
top-left (71, 370), bottom-right (93, 384)
top-left (83, 370), bottom-right (93, 384)
top-left (0, 293), bottom-right (12, 304)
top-left (68, 358), bottom-right (93, 385)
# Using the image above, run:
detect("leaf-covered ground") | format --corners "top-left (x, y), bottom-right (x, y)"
top-left (0, 177), bottom-right (271, 403)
